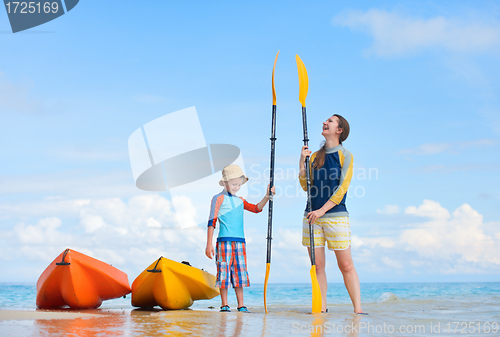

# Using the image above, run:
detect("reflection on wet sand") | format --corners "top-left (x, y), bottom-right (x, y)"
top-left (35, 312), bottom-right (127, 337)
top-left (217, 311), bottom-right (243, 337)
top-left (260, 313), bottom-right (267, 337)
top-left (302, 312), bottom-right (364, 337)
top-left (126, 307), bottom-right (367, 337)
top-left (310, 316), bottom-right (325, 337)
top-left (348, 314), bottom-right (362, 337)
top-left (0, 304), bottom-right (418, 337)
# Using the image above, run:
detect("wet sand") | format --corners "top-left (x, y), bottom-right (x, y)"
top-left (1, 300), bottom-right (499, 336)
top-left (0, 310), bottom-right (101, 320)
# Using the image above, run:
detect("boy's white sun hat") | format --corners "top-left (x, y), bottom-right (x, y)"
top-left (219, 164), bottom-right (249, 186)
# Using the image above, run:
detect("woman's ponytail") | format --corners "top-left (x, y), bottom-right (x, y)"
top-left (312, 143), bottom-right (326, 170)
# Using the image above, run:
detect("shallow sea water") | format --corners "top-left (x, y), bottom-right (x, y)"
top-left (1, 282), bottom-right (499, 336)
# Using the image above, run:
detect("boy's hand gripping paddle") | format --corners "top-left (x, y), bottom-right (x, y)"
top-left (296, 54), bottom-right (322, 314)
top-left (264, 50), bottom-right (279, 314)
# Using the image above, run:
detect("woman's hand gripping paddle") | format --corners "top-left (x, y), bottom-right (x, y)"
top-left (296, 54), bottom-right (322, 314)
top-left (264, 50), bottom-right (279, 314)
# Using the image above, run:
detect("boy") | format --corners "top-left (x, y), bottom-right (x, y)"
top-left (205, 164), bottom-right (274, 312)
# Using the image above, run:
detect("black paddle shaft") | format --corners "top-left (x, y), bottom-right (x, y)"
top-left (266, 104), bottom-right (277, 264)
top-left (301, 106), bottom-right (316, 266)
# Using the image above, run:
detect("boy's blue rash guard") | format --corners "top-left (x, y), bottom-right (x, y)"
top-left (207, 190), bottom-right (261, 242)
top-left (299, 145), bottom-right (353, 217)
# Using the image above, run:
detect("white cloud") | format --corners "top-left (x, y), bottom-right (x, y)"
top-left (275, 228), bottom-right (303, 250)
top-left (333, 9), bottom-right (500, 56)
top-left (7, 217), bottom-right (75, 263)
top-left (351, 235), bottom-right (364, 249)
top-left (80, 213), bottom-right (106, 233)
top-left (404, 199), bottom-right (451, 220)
top-left (382, 256), bottom-right (403, 269)
top-left (377, 204), bottom-right (399, 214)
top-left (0, 194), bottom-right (210, 281)
top-left (13, 217), bottom-right (72, 245)
top-left (354, 200), bottom-right (500, 276)
top-left (0, 194), bottom-right (319, 283)
top-left (402, 202), bottom-right (500, 266)
top-left (0, 198), bottom-right (90, 220)
top-left (172, 196), bottom-right (199, 229)
top-left (409, 260), bottom-right (428, 267)
top-left (2, 195), bottom-right (499, 282)
top-left (353, 235), bottom-right (395, 249)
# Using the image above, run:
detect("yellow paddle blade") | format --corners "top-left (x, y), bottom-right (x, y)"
top-left (296, 54), bottom-right (309, 108)
top-left (310, 265), bottom-right (322, 313)
top-left (264, 263), bottom-right (270, 313)
top-left (272, 51), bottom-right (279, 105)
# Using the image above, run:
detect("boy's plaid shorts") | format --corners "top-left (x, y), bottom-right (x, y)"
top-left (215, 241), bottom-right (250, 289)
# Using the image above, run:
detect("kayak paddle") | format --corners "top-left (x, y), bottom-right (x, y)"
top-left (264, 50), bottom-right (279, 314)
top-left (296, 54), bottom-right (322, 314)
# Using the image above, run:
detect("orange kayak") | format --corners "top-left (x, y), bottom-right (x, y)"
top-left (36, 249), bottom-right (132, 309)
top-left (132, 257), bottom-right (219, 310)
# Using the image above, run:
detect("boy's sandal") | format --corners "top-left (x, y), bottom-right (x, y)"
top-left (321, 309), bottom-right (328, 313)
top-left (237, 306), bottom-right (249, 312)
top-left (220, 305), bottom-right (231, 312)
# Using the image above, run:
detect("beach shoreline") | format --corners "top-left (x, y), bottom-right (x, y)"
top-left (1, 300), bottom-right (499, 336)
top-left (1, 282), bottom-right (499, 336)
top-left (0, 309), bottom-right (104, 321)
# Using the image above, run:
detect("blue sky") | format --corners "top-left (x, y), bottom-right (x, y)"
top-left (1, 1), bottom-right (499, 284)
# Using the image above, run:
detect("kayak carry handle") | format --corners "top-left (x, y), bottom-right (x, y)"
top-left (56, 249), bottom-right (71, 266)
top-left (147, 256), bottom-right (162, 273)
top-left (181, 261), bottom-right (191, 266)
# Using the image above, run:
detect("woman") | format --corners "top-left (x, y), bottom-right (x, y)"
top-left (299, 114), bottom-right (364, 314)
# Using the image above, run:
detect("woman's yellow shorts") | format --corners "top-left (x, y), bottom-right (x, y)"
top-left (302, 215), bottom-right (351, 251)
